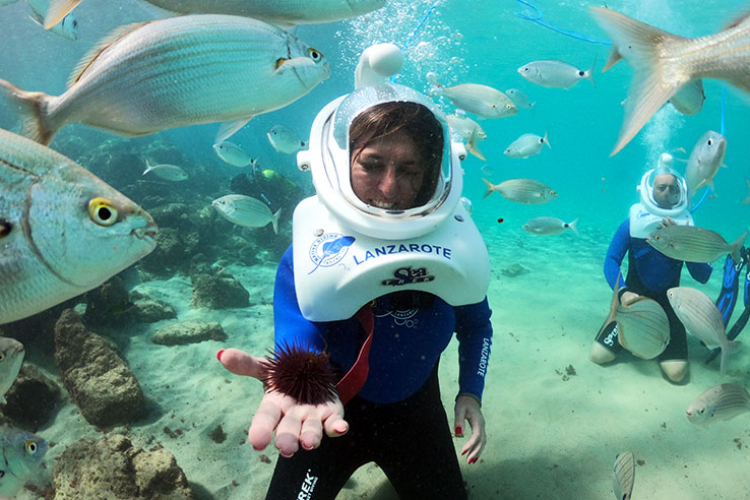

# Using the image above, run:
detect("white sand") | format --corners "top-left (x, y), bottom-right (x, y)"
top-left (19, 230), bottom-right (750, 500)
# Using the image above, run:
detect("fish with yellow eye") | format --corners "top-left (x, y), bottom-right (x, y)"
top-left (0, 426), bottom-right (47, 497)
top-left (0, 129), bottom-right (158, 325)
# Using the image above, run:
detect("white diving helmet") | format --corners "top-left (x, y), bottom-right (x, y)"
top-left (630, 153), bottom-right (692, 238)
top-left (293, 83), bottom-right (489, 322)
top-left (297, 83), bottom-right (465, 240)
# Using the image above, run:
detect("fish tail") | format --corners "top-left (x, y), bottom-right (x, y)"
top-left (589, 7), bottom-right (686, 156)
top-left (482, 178), bottom-right (495, 199)
top-left (567, 218), bottom-right (580, 235)
top-left (271, 208), bottom-right (282, 235)
top-left (45, 0), bottom-right (82, 29)
top-left (730, 231), bottom-right (748, 264)
top-left (466, 128), bottom-right (486, 161)
top-left (426, 72), bottom-right (441, 96)
top-left (585, 56), bottom-right (597, 87)
top-left (720, 340), bottom-right (742, 375)
top-left (606, 271), bottom-right (623, 325)
top-left (542, 131), bottom-right (551, 150)
top-left (0, 79), bottom-right (57, 146)
top-left (142, 160), bottom-right (154, 176)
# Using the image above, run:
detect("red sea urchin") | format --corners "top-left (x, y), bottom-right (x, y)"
top-left (261, 343), bottom-right (338, 405)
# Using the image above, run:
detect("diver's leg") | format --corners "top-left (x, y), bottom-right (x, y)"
top-left (658, 298), bottom-right (689, 383)
top-left (375, 366), bottom-right (468, 500)
top-left (590, 320), bottom-right (622, 364)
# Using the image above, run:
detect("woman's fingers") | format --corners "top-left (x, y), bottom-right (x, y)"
top-left (217, 348), bottom-right (267, 379)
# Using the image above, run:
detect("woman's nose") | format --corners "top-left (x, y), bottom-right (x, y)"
top-left (378, 168), bottom-right (398, 198)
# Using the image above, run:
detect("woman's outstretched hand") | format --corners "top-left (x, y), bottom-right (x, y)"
top-left (454, 394), bottom-right (486, 464)
top-left (217, 348), bottom-right (349, 457)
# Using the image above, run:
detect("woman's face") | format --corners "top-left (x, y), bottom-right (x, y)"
top-left (350, 130), bottom-right (426, 210)
top-left (653, 173), bottom-right (681, 208)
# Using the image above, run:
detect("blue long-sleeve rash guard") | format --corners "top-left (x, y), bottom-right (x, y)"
top-left (273, 246), bottom-right (494, 405)
top-left (604, 219), bottom-right (712, 293)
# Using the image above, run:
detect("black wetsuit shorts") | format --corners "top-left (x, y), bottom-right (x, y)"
top-left (264, 365), bottom-right (467, 500)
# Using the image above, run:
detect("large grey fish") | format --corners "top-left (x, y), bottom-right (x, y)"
top-left (42, 0), bottom-right (385, 28)
top-left (685, 131), bottom-right (727, 198)
top-left (606, 274), bottom-right (669, 360)
top-left (0, 15), bottom-right (330, 146)
top-left (667, 287), bottom-right (741, 374)
top-left (0, 337), bottom-right (23, 404)
top-left (0, 129), bottom-right (158, 325)
top-left (0, 427), bottom-right (47, 497)
top-left (212, 194), bottom-right (281, 234)
top-left (590, 7), bottom-right (750, 156)
top-left (686, 383), bottom-right (750, 425)
top-left (646, 225), bottom-right (746, 265)
top-left (482, 178), bottom-right (557, 204)
top-left (612, 451), bottom-right (635, 500)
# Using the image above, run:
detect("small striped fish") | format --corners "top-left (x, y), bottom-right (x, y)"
top-left (212, 195), bottom-right (281, 234)
top-left (687, 383), bottom-right (750, 425)
top-left (646, 225), bottom-right (746, 265)
top-left (482, 178), bottom-right (557, 204)
top-left (667, 287), bottom-right (741, 374)
top-left (612, 451), bottom-right (635, 500)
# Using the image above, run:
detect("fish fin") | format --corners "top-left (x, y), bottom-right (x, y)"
top-left (720, 340), bottom-right (742, 375)
top-left (28, 12), bottom-right (44, 26)
top-left (0, 79), bottom-right (56, 145)
top-left (723, 9), bottom-right (750, 30)
top-left (275, 56), bottom-right (316, 72)
top-left (542, 131), bottom-right (551, 149)
top-left (590, 7), bottom-right (687, 156)
top-left (271, 208), bottom-right (282, 235)
top-left (730, 231), bottom-right (748, 265)
top-left (606, 272), bottom-right (623, 325)
top-left (585, 56), bottom-right (597, 87)
top-left (44, 0), bottom-right (81, 29)
top-left (567, 218), bottom-right (579, 235)
top-left (481, 178), bottom-right (495, 199)
top-left (603, 46), bottom-right (622, 72)
top-left (67, 21), bottom-right (152, 88)
top-left (466, 128), bottom-right (486, 161)
top-left (216, 119), bottom-right (252, 143)
top-left (142, 160), bottom-right (154, 176)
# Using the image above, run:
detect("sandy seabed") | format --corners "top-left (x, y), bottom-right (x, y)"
top-left (18, 226), bottom-right (750, 500)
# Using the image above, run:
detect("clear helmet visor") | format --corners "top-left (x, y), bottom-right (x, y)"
top-left (639, 157), bottom-right (689, 217)
top-left (331, 84), bottom-right (453, 216)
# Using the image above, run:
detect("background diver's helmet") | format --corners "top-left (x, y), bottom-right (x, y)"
top-left (297, 84), bottom-right (465, 240)
top-left (637, 153), bottom-right (689, 218)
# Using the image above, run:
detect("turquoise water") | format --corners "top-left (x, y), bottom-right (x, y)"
top-left (1, 1), bottom-right (750, 499)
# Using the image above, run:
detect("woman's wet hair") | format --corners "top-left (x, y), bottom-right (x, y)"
top-left (349, 102), bottom-right (444, 206)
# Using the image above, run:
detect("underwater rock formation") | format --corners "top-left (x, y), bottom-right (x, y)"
top-left (130, 292), bottom-right (178, 323)
top-left (188, 256), bottom-right (250, 310)
top-left (150, 321), bottom-right (226, 346)
top-left (54, 310), bottom-right (147, 427)
top-left (2, 365), bottom-right (62, 432)
top-left (52, 433), bottom-right (196, 500)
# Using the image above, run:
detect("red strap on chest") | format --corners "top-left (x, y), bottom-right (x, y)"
top-left (334, 305), bottom-right (374, 405)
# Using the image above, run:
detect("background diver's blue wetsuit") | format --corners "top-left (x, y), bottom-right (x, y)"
top-left (596, 219), bottom-right (712, 360)
top-left (264, 246), bottom-right (494, 500)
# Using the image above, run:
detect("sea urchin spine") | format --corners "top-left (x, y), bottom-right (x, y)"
top-left (261, 343), bottom-right (338, 405)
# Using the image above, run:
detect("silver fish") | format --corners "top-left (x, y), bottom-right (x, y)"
top-left (590, 7), bottom-right (750, 156)
top-left (523, 217), bottom-right (578, 236)
top-left (266, 124), bottom-right (307, 154)
top-left (505, 88), bottom-right (535, 109)
top-left (646, 225), bottom-right (746, 265)
top-left (143, 0), bottom-right (386, 26)
top-left (504, 132), bottom-right (550, 159)
top-left (0, 337), bottom-right (23, 404)
top-left (212, 194), bottom-right (282, 234)
top-left (142, 160), bottom-right (188, 182)
top-left (687, 383), bottom-right (750, 425)
top-left (213, 140), bottom-right (256, 168)
top-left (667, 287), bottom-right (741, 374)
top-left (446, 114), bottom-right (486, 161)
top-left (607, 274), bottom-right (669, 360)
top-left (0, 15), bottom-right (330, 146)
top-left (0, 427), bottom-right (47, 497)
top-left (28, 0), bottom-right (78, 40)
top-left (429, 75), bottom-right (517, 119)
top-left (0, 129), bottom-right (158, 325)
top-left (685, 131), bottom-right (727, 198)
top-left (612, 451), bottom-right (635, 500)
top-left (482, 178), bottom-right (557, 204)
top-left (517, 59), bottom-right (595, 89)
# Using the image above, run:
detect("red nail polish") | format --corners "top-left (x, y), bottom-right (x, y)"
top-left (217, 349), bottom-right (225, 361)
top-left (455, 427), bottom-right (462, 435)
top-left (461, 449), bottom-right (468, 456)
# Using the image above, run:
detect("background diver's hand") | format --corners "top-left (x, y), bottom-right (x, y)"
top-left (217, 348), bottom-right (348, 457)
top-left (619, 291), bottom-right (640, 305)
top-left (658, 217), bottom-right (676, 229)
top-left (454, 394), bottom-right (486, 464)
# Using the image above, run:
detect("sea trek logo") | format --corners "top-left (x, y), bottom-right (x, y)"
top-left (382, 266), bottom-right (435, 286)
top-left (308, 233), bottom-right (356, 275)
